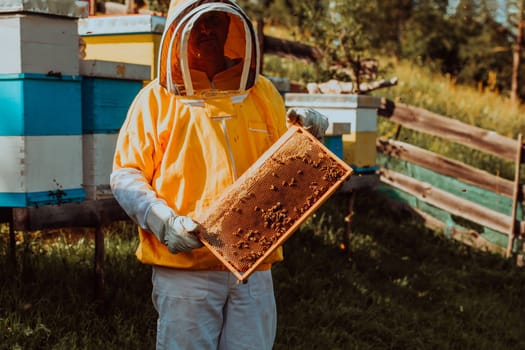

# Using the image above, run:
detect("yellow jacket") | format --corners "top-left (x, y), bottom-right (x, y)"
top-left (111, 0), bottom-right (287, 270)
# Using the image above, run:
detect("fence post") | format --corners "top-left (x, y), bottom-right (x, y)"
top-left (507, 133), bottom-right (523, 259)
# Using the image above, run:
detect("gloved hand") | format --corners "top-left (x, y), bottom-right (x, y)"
top-left (286, 107), bottom-right (329, 139)
top-left (146, 202), bottom-right (203, 254)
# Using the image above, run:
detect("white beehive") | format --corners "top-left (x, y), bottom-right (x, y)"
top-left (0, 2), bottom-right (86, 207)
top-left (285, 93), bottom-right (381, 171)
top-left (0, 134), bottom-right (85, 207)
top-left (0, 1), bottom-right (84, 76)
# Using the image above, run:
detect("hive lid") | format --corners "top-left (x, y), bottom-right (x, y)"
top-left (285, 93), bottom-right (382, 109)
top-left (78, 14), bottom-right (165, 35)
top-left (195, 126), bottom-right (353, 282)
top-left (0, 0), bottom-right (88, 18)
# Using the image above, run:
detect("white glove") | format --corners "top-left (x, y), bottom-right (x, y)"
top-left (146, 202), bottom-right (203, 254)
top-left (286, 108), bottom-right (329, 139)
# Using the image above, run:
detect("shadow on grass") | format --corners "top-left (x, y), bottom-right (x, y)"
top-left (2, 189), bottom-right (525, 349)
top-left (0, 222), bottom-right (156, 350)
top-left (272, 188), bottom-right (525, 350)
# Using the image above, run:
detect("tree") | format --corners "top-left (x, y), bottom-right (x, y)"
top-left (401, 1), bottom-right (459, 73)
top-left (376, 0), bottom-right (413, 59)
top-left (432, 0), bottom-right (513, 94)
top-left (290, 0), bottom-right (386, 89)
top-left (509, 0), bottom-right (524, 104)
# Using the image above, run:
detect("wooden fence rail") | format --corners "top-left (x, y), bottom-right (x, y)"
top-left (378, 99), bottom-right (520, 161)
top-left (376, 98), bottom-right (525, 259)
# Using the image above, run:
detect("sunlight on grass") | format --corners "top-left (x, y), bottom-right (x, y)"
top-left (0, 222), bottom-right (156, 350)
top-left (377, 59), bottom-right (525, 138)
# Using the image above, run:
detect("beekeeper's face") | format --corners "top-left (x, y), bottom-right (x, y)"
top-left (188, 11), bottom-right (230, 62)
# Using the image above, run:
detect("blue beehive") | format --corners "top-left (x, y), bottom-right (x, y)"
top-left (82, 78), bottom-right (143, 133)
top-left (80, 60), bottom-right (150, 200)
top-left (0, 73), bottom-right (85, 207)
top-left (0, 74), bottom-right (82, 136)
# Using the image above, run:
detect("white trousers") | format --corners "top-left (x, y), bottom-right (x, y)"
top-left (151, 267), bottom-right (277, 350)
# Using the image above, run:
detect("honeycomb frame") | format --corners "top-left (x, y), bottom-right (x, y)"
top-left (195, 126), bottom-right (354, 282)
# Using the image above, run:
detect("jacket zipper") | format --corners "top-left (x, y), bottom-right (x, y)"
top-left (218, 117), bottom-right (238, 180)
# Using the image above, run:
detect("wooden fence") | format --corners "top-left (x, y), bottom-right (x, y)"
top-left (375, 98), bottom-right (525, 260)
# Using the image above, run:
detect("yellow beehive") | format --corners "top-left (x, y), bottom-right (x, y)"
top-left (285, 93), bottom-right (381, 170)
top-left (78, 15), bottom-right (165, 80)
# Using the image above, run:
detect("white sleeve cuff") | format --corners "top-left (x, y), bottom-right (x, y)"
top-left (145, 202), bottom-right (175, 240)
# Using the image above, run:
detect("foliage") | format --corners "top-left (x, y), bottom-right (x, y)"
top-left (402, 3), bottom-right (461, 74)
top-left (449, 1), bottom-right (514, 92)
top-left (240, 0), bottom-right (381, 88)
top-left (263, 55), bottom-right (319, 83)
top-left (99, 0), bottom-right (525, 100)
top-left (243, 0), bottom-right (524, 100)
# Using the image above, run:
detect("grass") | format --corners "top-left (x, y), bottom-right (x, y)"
top-left (374, 61), bottom-right (525, 138)
top-left (2, 189), bottom-right (525, 349)
top-left (0, 223), bottom-right (156, 349)
top-left (275, 190), bottom-right (525, 349)
top-left (370, 60), bottom-right (525, 181)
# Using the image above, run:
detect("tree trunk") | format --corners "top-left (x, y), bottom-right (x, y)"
top-left (511, 0), bottom-right (523, 105)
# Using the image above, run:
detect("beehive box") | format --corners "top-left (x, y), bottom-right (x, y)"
top-left (78, 15), bottom-right (165, 80)
top-left (285, 93), bottom-right (381, 171)
top-left (0, 73), bottom-right (84, 207)
top-left (80, 60), bottom-right (150, 133)
top-left (80, 60), bottom-right (150, 200)
top-left (0, 12), bottom-right (80, 76)
top-left (0, 73), bottom-right (82, 136)
top-left (0, 135), bottom-right (85, 207)
top-left (195, 126), bottom-right (353, 282)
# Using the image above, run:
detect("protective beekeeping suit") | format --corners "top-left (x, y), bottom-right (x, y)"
top-left (110, 0), bottom-right (327, 348)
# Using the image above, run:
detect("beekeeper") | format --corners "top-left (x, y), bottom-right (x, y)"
top-left (110, 0), bottom-right (328, 349)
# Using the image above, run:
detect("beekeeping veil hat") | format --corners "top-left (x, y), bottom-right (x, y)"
top-left (158, 0), bottom-right (260, 97)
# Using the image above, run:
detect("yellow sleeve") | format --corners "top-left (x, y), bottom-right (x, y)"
top-left (113, 84), bottom-right (161, 181)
